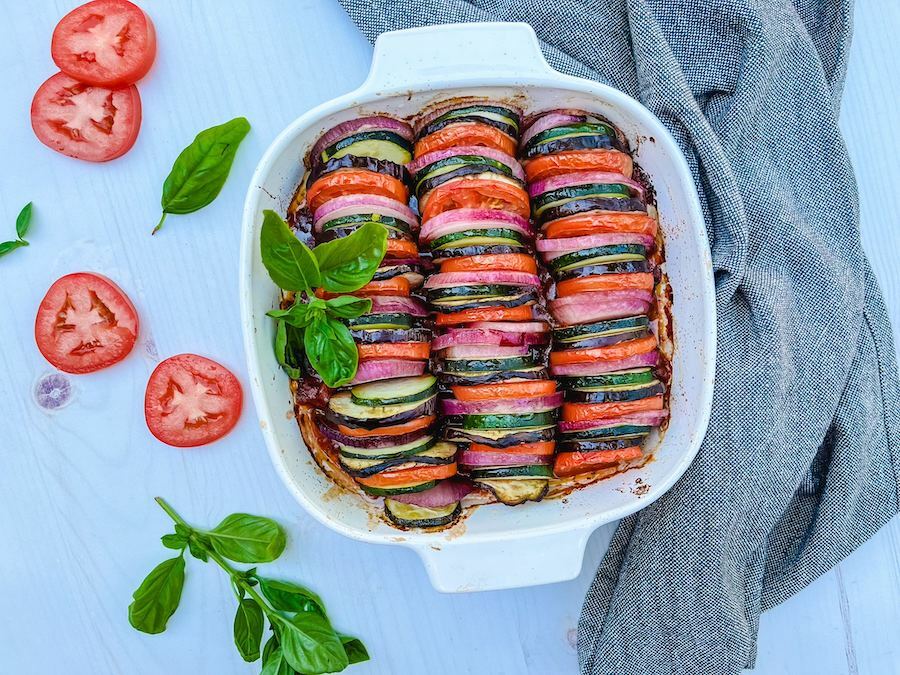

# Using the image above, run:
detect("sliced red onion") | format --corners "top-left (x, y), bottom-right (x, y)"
top-left (391, 479), bottom-right (473, 507)
top-left (441, 392), bottom-right (563, 416)
top-left (550, 291), bottom-right (652, 326)
top-left (520, 111), bottom-right (584, 147)
top-left (420, 216), bottom-right (532, 244)
top-left (424, 271), bottom-right (540, 289)
top-left (468, 321), bottom-right (550, 333)
top-left (432, 329), bottom-right (526, 350)
top-left (537, 233), bottom-right (655, 255)
top-left (443, 344), bottom-right (529, 359)
top-left (311, 116), bottom-right (413, 165)
top-left (313, 195), bottom-right (417, 232)
top-left (408, 146), bottom-right (525, 180)
top-left (413, 101), bottom-right (524, 136)
top-left (351, 359), bottom-right (425, 384)
top-left (367, 296), bottom-right (428, 316)
top-left (559, 409), bottom-right (669, 433)
top-left (419, 208), bottom-right (531, 243)
top-left (528, 171), bottom-right (645, 200)
top-left (459, 451), bottom-right (552, 467)
top-left (550, 351), bottom-right (659, 376)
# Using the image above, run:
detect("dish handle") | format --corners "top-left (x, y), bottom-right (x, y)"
top-left (363, 22), bottom-right (555, 92)
top-left (415, 527), bottom-right (593, 593)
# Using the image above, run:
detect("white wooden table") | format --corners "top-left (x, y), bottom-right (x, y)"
top-left (1, 2), bottom-right (897, 673)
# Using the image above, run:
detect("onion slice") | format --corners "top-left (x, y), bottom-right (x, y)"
top-left (419, 208), bottom-right (531, 243)
top-left (537, 233), bottom-right (655, 254)
top-left (559, 409), bottom-right (669, 432)
top-left (367, 296), bottom-right (429, 316)
top-left (424, 271), bottom-right (540, 289)
top-left (549, 291), bottom-right (652, 326)
top-left (550, 351), bottom-right (659, 376)
top-left (408, 146), bottom-right (525, 180)
top-left (520, 111), bottom-right (585, 147)
top-left (313, 194), bottom-right (418, 232)
top-left (390, 479), bottom-right (472, 507)
top-left (459, 451), bottom-right (552, 467)
top-left (351, 359), bottom-right (425, 384)
top-left (441, 392), bottom-right (563, 416)
top-left (311, 116), bottom-right (413, 166)
top-left (528, 171), bottom-right (646, 200)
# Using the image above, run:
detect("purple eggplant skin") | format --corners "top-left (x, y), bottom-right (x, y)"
top-left (419, 115), bottom-right (518, 141)
top-left (320, 224), bottom-right (412, 243)
top-left (556, 328), bottom-right (649, 351)
top-left (324, 397), bottom-right (437, 430)
top-left (556, 438), bottom-right (639, 455)
top-left (373, 264), bottom-right (422, 281)
top-left (307, 154), bottom-right (411, 188)
top-left (341, 453), bottom-right (455, 479)
top-left (431, 244), bottom-right (529, 261)
top-left (564, 381), bottom-right (664, 404)
top-left (537, 196), bottom-right (646, 225)
top-left (437, 368), bottom-right (548, 386)
top-left (319, 421), bottom-right (435, 449)
top-left (555, 260), bottom-right (648, 281)
top-left (416, 164), bottom-right (523, 199)
top-left (429, 290), bottom-right (538, 314)
top-left (350, 327), bottom-right (433, 344)
top-left (520, 133), bottom-right (624, 160)
top-left (445, 426), bottom-right (556, 448)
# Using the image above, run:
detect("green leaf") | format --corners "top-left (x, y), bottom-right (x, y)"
top-left (127, 556), bottom-right (186, 634)
top-left (187, 537), bottom-right (209, 562)
top-left (276, 612), bottom-right (348, 675)
top-left (304, 314), bottom-right (358, 388)
top-left (260, 209), bottom-right (321, 291)
top-left (261, 645), bottom-right (297, 675)
top-left (324, 296), bottom-right (372, 320)
top-left (268, 302), bottom-right (319, 329)
top-left (161, 533), bottom-right (188, 550)
top-left (339, 634), bottom-right (370, 664)
top-left (233, 599), bottom-right (264, 662)
top-left (15, 202), bottom-right (32, 239)
top-left (207, 513), bottom-right (286, 563)
top-left (0, 240), bottom-right (27, 258)
top-left (257, 577), bottom-right (327, 617)
top-left (312, 222), bottom-right (387, 293)
top-left (155, 117), bottom-right (251, 232)
top-left (273, 320), bottom-right (304, 379)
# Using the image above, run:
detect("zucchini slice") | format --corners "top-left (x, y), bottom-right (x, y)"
top-left (360, 480), bottom-right (439, 497)
top-left (475, 478), bottom-right (549, 506)
top-left (566, 380), bottom-right (664, 403)
top-left (321, 131), bottom-right (413, 164)
top-left (469, 465), bottom-right (554, 479)
top-left (384, 499), bottom-right (462, 528)
top-left (461, 411), bottom-right (556, 430)
top-left (557, 368), bottom-right (655, 389)
top-left (337, 435), bottom-right (436, 461)
top-left (559, 424), bottom-right (651, 441)
top-left (429, 227), bottom-right (528, 250)
top-left (347, 313), bottom-right (413, 330)
top-left (548, 244), bottom-right (647, 273)
top-left (442, 355), bottom-right (539, 374)
top-left (351, 375), bottom-right (437, 407)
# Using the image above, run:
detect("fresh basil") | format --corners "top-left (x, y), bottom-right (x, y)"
top-left (257, 577), bottom-right (326, 617)
top-left (276, 612), bottom-right (349, 675)
top-left (274, 320), bottom-right (304, 379)
top-left (161, 533), bottom-right (188, 550)
top-left (15, 202), bottom-right (32, 239)
top-left (261, 210), bottom-right (321, 292)
top-left (0, 240), bottom-right (27, 258)
top-left (324, 296), bottom-right (372, 320)
top-left (154, 117), bottom-right (251, 233)
top-left (268, 302), bottom-right (321, 328)
top-left (208, 513), bottom-right (286, 563)
top-left (312, 222), bottom-right (387, 293)
top-left (128, 555), bottom-right (186, 634)
top-left (187, 537), bottom-right (209, 562)
top-left (304, 314), bottom-right (358, 388)
top-left (261, 645), bottom-right (295, 675)
top-left (339, 634), bottom-right (370, 665)
top-left (233, 598), bottom-right (265, 662)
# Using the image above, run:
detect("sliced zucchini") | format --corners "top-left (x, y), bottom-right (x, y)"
top-left (532, 184), bottom-right (633, 217)
top-left (321, 131), bottom-right (413, 164)
top-left (384, 499), bottom-right (461, 528)
top-left (430, 290), bottom-right (537, 313)
top-left (557, 368), bottom-right (655, 389)
top-left (341, 440), bottom-right (457, 470)
top-left (421, 105), bottom-right (520, 138)
top-left (351, 375), bottom-right (437, 407)
top-left (554, 260), bottom-right (649, 281)
top-left (347, 313), bottom-right (413, 330)
top-left (361, 480), bottom-right (439, 497)
top-left (461, 411), bottom-right (556, 430)
top-left (548, 244), bottom-right (646, 273)
top-left (337, 435), bottom-right (436, 460)
top-left (429, 228), bottom-right (527, 250)
top-left (475, 478), bottom-right (549, 505)
top-left (425, 284), bottom-right (520, 301)
top-left (445, 425), bottom-right (556, 447)
top-left (553, 315), bottom-right (649, 342)
top-left (438, 367), bottom-right (547, 386)
top-left (442, 355), bottom-right (539, 374)
top-left (469, 465), bottom-right (553, 479)
top-left (417, 164), bottom-right (520, 197)
top-left (522, 134), bottom-right (620, 159)
top-left (320, 213), bottom-right (413, 234)
top-left (566, 380), bottom-right (664, 403)
top-left (559, 424), bottom-right (651, 441)
top-left (327, 392), bottom-right (435, 428)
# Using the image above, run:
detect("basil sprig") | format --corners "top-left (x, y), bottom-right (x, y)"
top-left (153, 117), bottom-right (251, 234)
top-left (260, 210), bottom-right (387, 388)
top-left (0, 202), bottom-right (33, 259)
top-left (129, 498), bottom-right (368, 674)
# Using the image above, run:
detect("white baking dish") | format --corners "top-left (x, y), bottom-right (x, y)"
top-left (240, 22), bottom-right (715, 592)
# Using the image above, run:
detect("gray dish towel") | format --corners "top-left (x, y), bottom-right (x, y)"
top-left (336, 1), bottom-right (900, 673)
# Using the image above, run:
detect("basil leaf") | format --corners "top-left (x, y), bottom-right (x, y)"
top-left (273, 320), bottom-right (304, 379)
top-left (207, 513), bottom-right (286, 563)
top-left (187, 537), bottom-right (209, 562)
top-left (16, 202), bottom-right (32, 239)
top-left (268, 302), bottom-right (317, 328)
top-left (261, 645), bottom-right (297, 675)
top-left (127, 555), bottom-right (186, 634)
top-left (312, 222), bottom-right (387, 293)
top-left (260, 210), bottom-right (321, 291)
top-left (324, 296), bottom-right (372, 319)
top-left (0, 240), bottom-right (27, 258)
top-left (257, 577), bottom-right (327, 617)
top-left (233, 599), bottom-right (264, 662)
top-left (155, 117), bottom-right (251, 233)
top-left (276, 612), bottom-right (348, 675)
top-left (161, 533), bottom-right (188, 550)
top-left (304, 314), bottom-right (358, 388)
top-left (339, 634), bottom-right (370, 664)
top-left (262, 635), bottom-right (279, 664)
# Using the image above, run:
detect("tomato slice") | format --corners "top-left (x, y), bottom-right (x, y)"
top-left (524, 150), bottom-right (634, 182)
top-left (356, 462), bottom-right (458, 488)
top-left (440, 253), bottom-right (537, 274)
top-left (543, 212), bottom-right (658, 239)
top-left (415, 123), bottom-right (516, 156)
top-left (470, 441), bottom-right (556, 456)
top-left (31, 72), bottom-right (142, 162)
top-left (435, 304), bottom-right (534, 326)
top-left (386, 239), bottom-right (419, 258)
top-left (553, 446), bottom-right (643, 477)
top-left (35, 272), bottom-right (139, 374)
top-left (307, 170), bottom-right (408, 213)
top-left (336, 415), bottom-right (435, 438)
top-left (452, 380), bottom-right (558, 401)
top-left (421, 178), bottom-right (530, 222)
top-left (51, 0), bottom-right (156, 87)
top-left (561, 396), bottom-right (664, 423)
top-left (316, 277), bottom-right (410, 299)
top-left (144, 354), bottom-right (243, 447)
top-left (550, 335), bottom-right (658, 366)
top-left (555, 272), bottom-right (655, 298)
top-left (358, 342), bottom-right (431, 361)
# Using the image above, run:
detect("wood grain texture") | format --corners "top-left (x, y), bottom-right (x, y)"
top-left (0, 1), bottom-right (896, 674)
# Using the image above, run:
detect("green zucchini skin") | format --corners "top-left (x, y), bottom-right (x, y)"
top-left (557, 368), bottom-right (656, 389)
top-left (432, 244), bottom-right (528, 259)
top-left (521, 133), bottom-right (623, 159)
top-left (360, 480), bottom-right (439, 497)
top-left (445, 426), bottom-right (556, 448)
top-left (384, 500), bottom-right (462, 528)
top-left (428, 228), bottom-right (529, 250)
top-left (425, 284), bottom-right (523, 301)
top-left (538, 197), bottom-right (646, 225)
top-left (437, 368), bottom-right (549, 386)
top-left (342, 453), bottom-right (455, 479)
top-left (321, 130), bottom-right (413, 162)
top-left (321, 213), bottom-right (413, 234)
top-left (459, 411), bottom-right (557, 430)
top-left (474, 478), bottom-right (549, 505)
top-left (548, 244), bottom-right (647, 272)
top-left (469, 465), bottom-right (554, 479)
top-left (416, 164), bottom-right (523, 198)
top-left (554, 260), bottom-right (649, 281)
top-left (565, 381), bottom-right (664, 403)
top-left (350, 375), bottom-right (437, 407)
top-left (346, 313), bottom-right (413, 330)
top-left (559, 424), bottom-right (652, 441)
top-left (441, 353), bottom-right (542, 374)
top-left (553, 316), bottom-right (649, 341)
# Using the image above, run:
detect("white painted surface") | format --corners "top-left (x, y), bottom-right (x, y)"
top-left (0, 1), bottom-right (896, 673)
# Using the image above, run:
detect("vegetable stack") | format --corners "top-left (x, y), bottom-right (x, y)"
top-left (521, 110), bottom-right (668, 478)
top-left (309, 116), bottom-right (468, 529)
top-left (411, 102), bottom-right (561, 506)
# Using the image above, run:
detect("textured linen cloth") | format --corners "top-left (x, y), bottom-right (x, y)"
top-left (336, 1), bottom-right (900, 672)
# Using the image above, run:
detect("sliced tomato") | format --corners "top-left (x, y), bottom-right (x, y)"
top-left (386, 239), bottom-right (420, 258)
top-left (470, 441), bottom-right (556, 457)
top-left (421, 178), bottom-right (530, 222)
top-left (415, 122), bottom-right (516, 156)
top-left (31, 72), bottom-right (142, 162)
top-left (561, 395), bottom-right (664, 423)
top-left (440, 253), bottom-right (537, 274)
top-left (543, 212), bottom-right (658, 239)
top-left (144, 354), bottom-right (243, 448)
top-left (35, 272), bottom-right (139, 374)
top-left (315, 277), bottom-right (410, 299)
top-left (307, 170), bottom-right (408, 213)
top-left (356, 462), bottom-right (458, 488)
top-left (336, 415), bottom-right (435, 438)
top-left (550, 335), bottom-right (657, 367)
top-left (358, 342), bottom-right (430, 361)
top-left (555, 272), bottom-right (655, 298)
top-left (524, 149), bottom-right (633, 182)
top-left (51, 0), bottom-right (156, 87)
top-left (435, 304), bottom-right (534, 326)
top-left (452, 379), bottom-right (558, 401)
top-left (554, 446), bottom-right (643, 477)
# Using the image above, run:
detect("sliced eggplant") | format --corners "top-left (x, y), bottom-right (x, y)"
top-left (522, 134), bottom-right (622, 159)
top-left (475, 478), bottom-right (549, 506)
top-left (429, 289), bottom-right (538, 314)
top-left (554, 260), bottom-right (650, 281)
top-left (372, 264), bottom-right (425, 287)
top-left (566, 380), bottom-right (664, 403)
top-left (553, 315), bottom-right (649, 342)
top-left (557, 328), bottom-right (649, 350)
top-left (419, 104), bottom-right (521, 138)
top-left (556, 438), bottom-right (641, 455)
top-left (320, 223), bottom-right (412, 242)
top-left (325, 393), bottom-right (436, 429)
top-left (437, 367), bottom-right (548, 386)
top-left (384, 499), bottom-right (462, 528)
top-left (308, 155), bottom-right (411, 187)
top-left (337, 435), bottom-right (436, 460)
top-left (431, 244), bottom-right (528, 260)
top-left (350, 327), bottom-right (432, 344)
top-left (559, 424), bottom-right (651, 441)
top-left (446, 425), bottom-right (556, 447)
top-left (321, 213), bottom-right (413, 235)
top-left (342, 445), bottom-right (456, 478)
top-left (417, 164), bottom-right (523, 198)
top-left (425, 284), bottom-right (521, 301)
top-left (351, 374), bottom-right (437, 407)
top-left (532, 183), bottom-right (635, 215)
top-left (538, 197), bottom-right (646, 225)
top-left (319, 421), bottom-right (434, 449)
